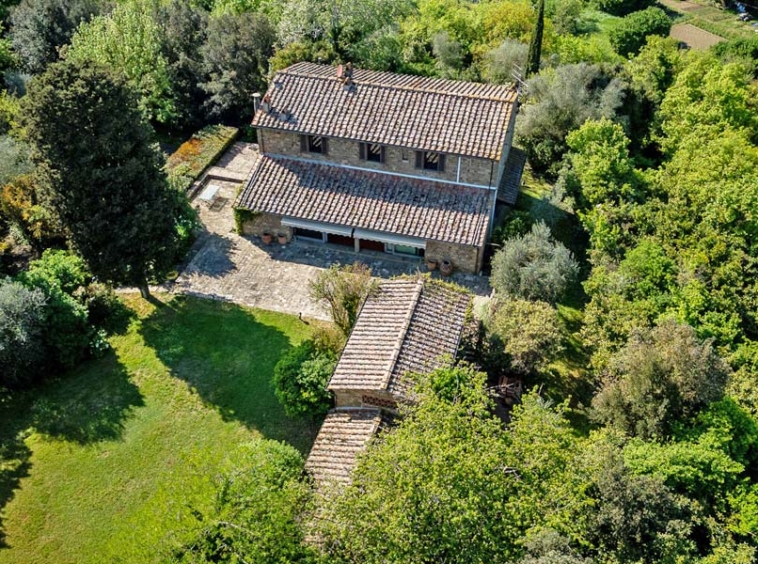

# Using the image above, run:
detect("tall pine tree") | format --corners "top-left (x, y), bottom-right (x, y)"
top-left (21, 59), bottom-right (186, 298)
top-left (526, 0), bottom-right (545, 77)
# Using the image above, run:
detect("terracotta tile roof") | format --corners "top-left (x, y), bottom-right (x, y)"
top-left (305, 408), bottom-right (384, 484)
top-left (235, 155), bottom-right (492, 248)
top-left (498, 147), bottom-right (526, 206)
top-left (329, 278), bottom-right (471, 396)
top-left (252, 62), bottom-right (519, 160)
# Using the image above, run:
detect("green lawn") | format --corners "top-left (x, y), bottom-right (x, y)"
top-left (0, 295), bottom-right (318, 564)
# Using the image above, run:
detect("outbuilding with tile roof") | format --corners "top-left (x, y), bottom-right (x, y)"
top-left (305, 277), bottom-right (472, 486)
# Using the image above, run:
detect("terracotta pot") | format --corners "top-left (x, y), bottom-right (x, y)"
top-left (277, 233), bottom-right (288, 245)
top-left (261, 231), bottom-right (273, 245)
top-left (440, 259), bottom-right (453, 277)
top-left (426, 259), bottom-right (438, 271)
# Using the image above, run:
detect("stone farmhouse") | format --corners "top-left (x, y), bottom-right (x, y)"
top-left (235, 62), bottom-right (525, 274)
top-left (305, 277), bottom-right (472, 484)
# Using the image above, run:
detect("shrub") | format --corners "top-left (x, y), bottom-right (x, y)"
top-left (19, 250), bottom-right (94, 369)
top-left (309, 263), bottom-right (376, 337)
top-left (609, 7), bottom-right (671, 57)
top-left (487, 298), bottom-right (563, 375)
top-left (490, 222), bottom-right (579, 303)
top-left (0, 279), bottom-right (47, 388)
top-left (273, 340), bottom-right (336, 418)
top-left (491, 210), bottom-right (534, 248)
top-left (0, 174), bottom-right (60, 251)
top-left (165, 124), bottom-right (239, 192)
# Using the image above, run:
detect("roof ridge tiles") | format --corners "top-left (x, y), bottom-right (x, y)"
top-left (280, 65), bottom-right (517, 103)
top-left (380, 278), bottom-right (424, 391)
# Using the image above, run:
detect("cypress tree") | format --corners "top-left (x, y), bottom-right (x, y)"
top-left (526, 0), bottom-right (545, 77)
top-left (21, 59), bottom-right (186, 299)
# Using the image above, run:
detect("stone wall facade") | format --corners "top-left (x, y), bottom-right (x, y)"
top-left (241, 213), bottom-right (292, 241)
top-left (426, 240), bottom-right (482, 274)
top-left (259, 129), bottom-right (497, 187)
top-left (242, 212), bottom-right (483, 274)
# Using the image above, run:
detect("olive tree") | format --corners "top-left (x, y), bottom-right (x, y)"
top-left (491, 222), bottom-right (578, 304)
top-left (0, 279), bottom-right (47, 388)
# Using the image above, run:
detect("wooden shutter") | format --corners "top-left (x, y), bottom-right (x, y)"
top-left (300, 135), bottom-right (307, 152)
top-left (438, 154), bottom-right (446, 172)
top-left (321, 137), bottom-right (329, 155)
top-left (380, 146), bottom-right (386, 164)
top-left (415, 151), bottom-right (423, 169)
top-left (359, 142), bottom-right (366, 160)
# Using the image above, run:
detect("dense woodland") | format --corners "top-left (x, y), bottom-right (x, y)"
top-left (1, 0), bottom-right (758, 562)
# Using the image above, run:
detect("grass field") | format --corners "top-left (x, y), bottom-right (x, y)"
top-left (0, 294), bottom-right (318, 564)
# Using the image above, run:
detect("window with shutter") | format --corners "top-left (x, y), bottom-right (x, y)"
top-left (421, 151), bottom-right (444, 171)
top-left (359, 143), bottom-right (384, 163)
top-left (305, 135), bottom-right (326, 154)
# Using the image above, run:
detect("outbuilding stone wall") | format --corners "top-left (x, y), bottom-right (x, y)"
top-left (426, 241), bottom-right (482, 274)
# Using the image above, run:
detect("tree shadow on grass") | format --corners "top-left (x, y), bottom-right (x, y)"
top-left (0, 351), bottom-right (143, 548)
top-left (28, 353), bottom-right (144, 444)
top-left (138, 295), bottom-right (322, 454)
top-left (0, 392), bottom-right (32, 549)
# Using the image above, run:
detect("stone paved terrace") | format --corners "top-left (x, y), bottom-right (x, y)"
top-left (172, 144), bottom-right (492, 320)
top-left (206, 142), bottom-right (259, 181)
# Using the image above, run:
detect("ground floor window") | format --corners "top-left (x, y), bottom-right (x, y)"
top-left (387, 244), bottom-right (425, 257)
top-left (293, 227), bottom-right (324, 242)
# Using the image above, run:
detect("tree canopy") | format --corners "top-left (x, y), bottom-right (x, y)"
top-left (491, 221), bottom-right (578, 303)
top-left (21, 59), bottom-right (188, 297)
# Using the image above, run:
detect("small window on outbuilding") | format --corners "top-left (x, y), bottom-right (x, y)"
top-left (359, 142), bottom-right (385, 163)
top-left (301, 135), bottom-right (328, 155)
top-left (415, 151), bottom-right (445, 172)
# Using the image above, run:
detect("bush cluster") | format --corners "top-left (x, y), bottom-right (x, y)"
top-left (609, 7), bottom-right (671, 57)
top-left (272, 329), bottom-right (342, 418)
top-left (1, 250), bottom-right (128, 389)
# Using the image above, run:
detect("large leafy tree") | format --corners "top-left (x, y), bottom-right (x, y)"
top-left (592, 320), bottom-right (730, 439)
top-left (656, 55), bottom-right (758, 156)
top-left (560, 118), bottom-right (645, 257)
top-left (65, 0), bottom-right (177, 123)
top-left (10, 0), bottom-right (100, 74)
top-left (154, 0), bottom-right (209, 130)
top-left (487, 298), bottom-right (563, 376)
top-left (172, 440), bottom-right (316, 563)
top-left (200, 11), bottom-right (276, 122)
top-left (317, 366), bottom-right (589, 563)
top-left (21, 59), bottom-right (186, 298)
